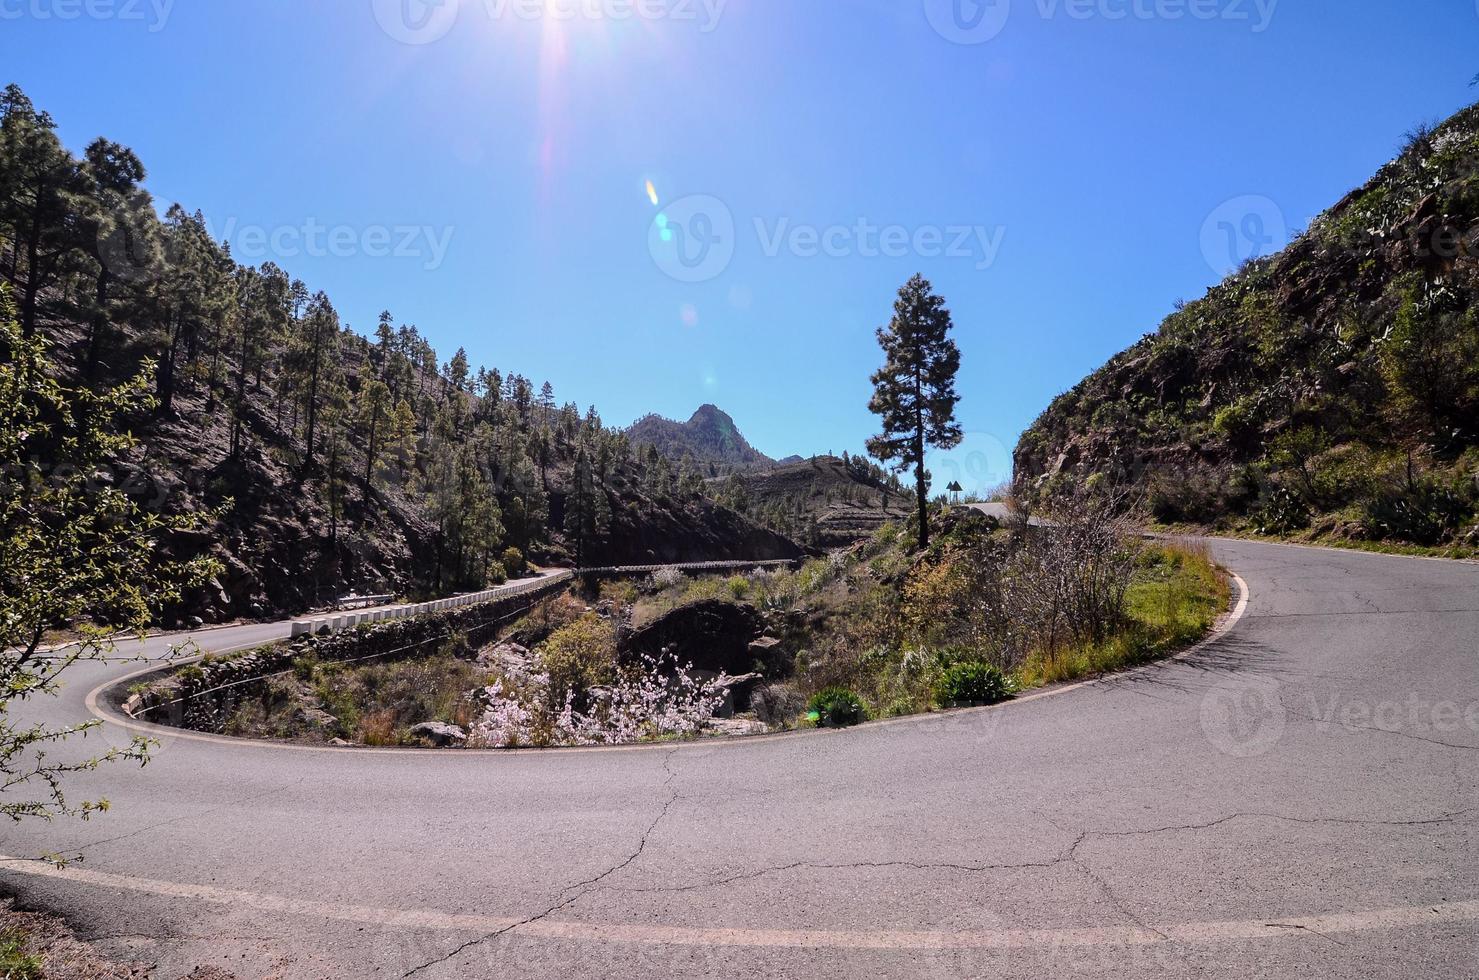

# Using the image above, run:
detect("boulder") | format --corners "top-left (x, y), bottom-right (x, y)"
top-left (747, 636), bottom-right (787, 674)
top-left (479, 642), bottom-right (537, 682)
top-left (410, 722), bottom-right (467, 748)
top-left (708, 672), bottom-right (763, 716)
top-left (750, 684), bottom-right (807, 726)
top-left (293, 707), bottom-right (338, 729)
top-left (622, 600), bottom-right (764, 676)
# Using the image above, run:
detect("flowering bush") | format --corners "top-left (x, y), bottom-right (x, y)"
top-left (469, 652), bottom-right (732, 748)
top-left (649, 566), bottom-right (684, 590)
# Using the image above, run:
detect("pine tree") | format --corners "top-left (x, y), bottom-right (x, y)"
top-left (0, 85), bottom-right (85, 339)
top-left (866, 274), bottom-right (963, 549)
top-left (356, 366), bottom-right (393, 496)
top-left (291, 291), bottom-right (341, 469)
top-left (564, 447), bottom-right (610, 567)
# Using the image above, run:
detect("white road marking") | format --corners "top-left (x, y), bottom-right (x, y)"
top-left (0, 855), bottom-right (1471, 950)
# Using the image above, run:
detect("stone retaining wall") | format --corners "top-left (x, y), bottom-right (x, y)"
top-left (127, 574), bottom-right (573, 734)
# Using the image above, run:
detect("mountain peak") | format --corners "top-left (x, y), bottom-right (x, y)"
top-left (689, 404), bottom-right (733, 426)
top-left (629, 405), bottom-right (774, 470)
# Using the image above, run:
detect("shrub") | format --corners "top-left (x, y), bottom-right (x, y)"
top-left (538, 614), bottom-right (617, 705)
top-left (806, 687), bottom-right (867, 728)
top-left (726, 575), bottom-right (751, 601)
top-left (934, 662), bottom-right (1014, 707)
top-left (356, 709), bottom-right (400, 747)
top-left (649, 567), bottom-right (684, 590)
top-left (1253, 485), bottom-right (1310, 535)
top-left (502, 547), bottom-right (526, 577)
top-left (1361, 478), bottom-right (1473, 545)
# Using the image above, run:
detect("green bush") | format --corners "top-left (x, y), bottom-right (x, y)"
top-left (934, 662), bottom-right (1015, 707)
top-left (1253, 486), bottom-right (1310, 535)
top-left (502, 547), bottom-right (526, 577)
top-left (806, 687), bottom-right (867, 728)
top-left (539, 614), bottom-right (617, 705)
top-left (726, 575), bottom-right (751, 601)
top-left (1361, 479), bottom-right (1474, 545)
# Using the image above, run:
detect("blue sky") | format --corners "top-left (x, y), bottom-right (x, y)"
top-left (3, 1), bottom-right (1477, 490)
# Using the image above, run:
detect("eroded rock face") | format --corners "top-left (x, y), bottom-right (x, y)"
top-left (622, 600), bottom-right (765, 677)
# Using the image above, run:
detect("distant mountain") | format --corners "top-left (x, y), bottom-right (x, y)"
top-left (628, 405), bottom-right (775, 472)
top-left (1016, 99), bottom-right (1479, 549)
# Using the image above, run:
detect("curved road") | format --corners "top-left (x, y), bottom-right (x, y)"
top-left (2, 539), bottom-right (1476, 978)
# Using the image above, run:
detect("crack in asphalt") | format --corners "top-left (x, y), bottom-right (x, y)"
top-left (608, 851), bottom-right (1082, 896)
top-left (1065, 833), bottom-right (1175, 946)
top-left (400, 748), bottom-right (683, 979)
top-left (1286, 708), bottom-right (1479, 752)
top-left (1264, 922), bottom-right (1348, 947)
top-left (624, 806), bottom-right (1478, 900)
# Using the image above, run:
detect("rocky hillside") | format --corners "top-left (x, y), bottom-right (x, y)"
top-left (719, 454), bottom-right (911, 549)
top-left (1017, 100), bottom-right (1479, 549)
top-left (0, 84), bottom-right (798, 625)
top-left (627, 405), bottom-right (774, 472)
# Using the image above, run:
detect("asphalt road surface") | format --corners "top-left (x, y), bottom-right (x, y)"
top-left (2, 538), bottom-right (1476, 979)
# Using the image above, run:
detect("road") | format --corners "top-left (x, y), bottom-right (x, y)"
top-left (1, 538), bottom-right (1476, 978)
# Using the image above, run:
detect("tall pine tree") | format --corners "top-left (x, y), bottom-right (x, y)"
top-left (866, 274), bottom-right (963, 549)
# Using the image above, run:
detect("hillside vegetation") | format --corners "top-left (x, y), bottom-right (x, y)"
top-left (0, 85), bottom-right (797, 624)
top-left (715, 453), bottom-right (912, 548)
top-left (1016, 101), bottom-right (1479, 552)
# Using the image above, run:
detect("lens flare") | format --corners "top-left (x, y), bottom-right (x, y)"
top-left (646, 180), bottom-right (660, 206)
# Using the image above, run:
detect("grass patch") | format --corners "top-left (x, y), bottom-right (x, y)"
top-left (0, 928), bottom-right (43, 980)
top-left (1016, 540), bottom-right (1230, 689)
